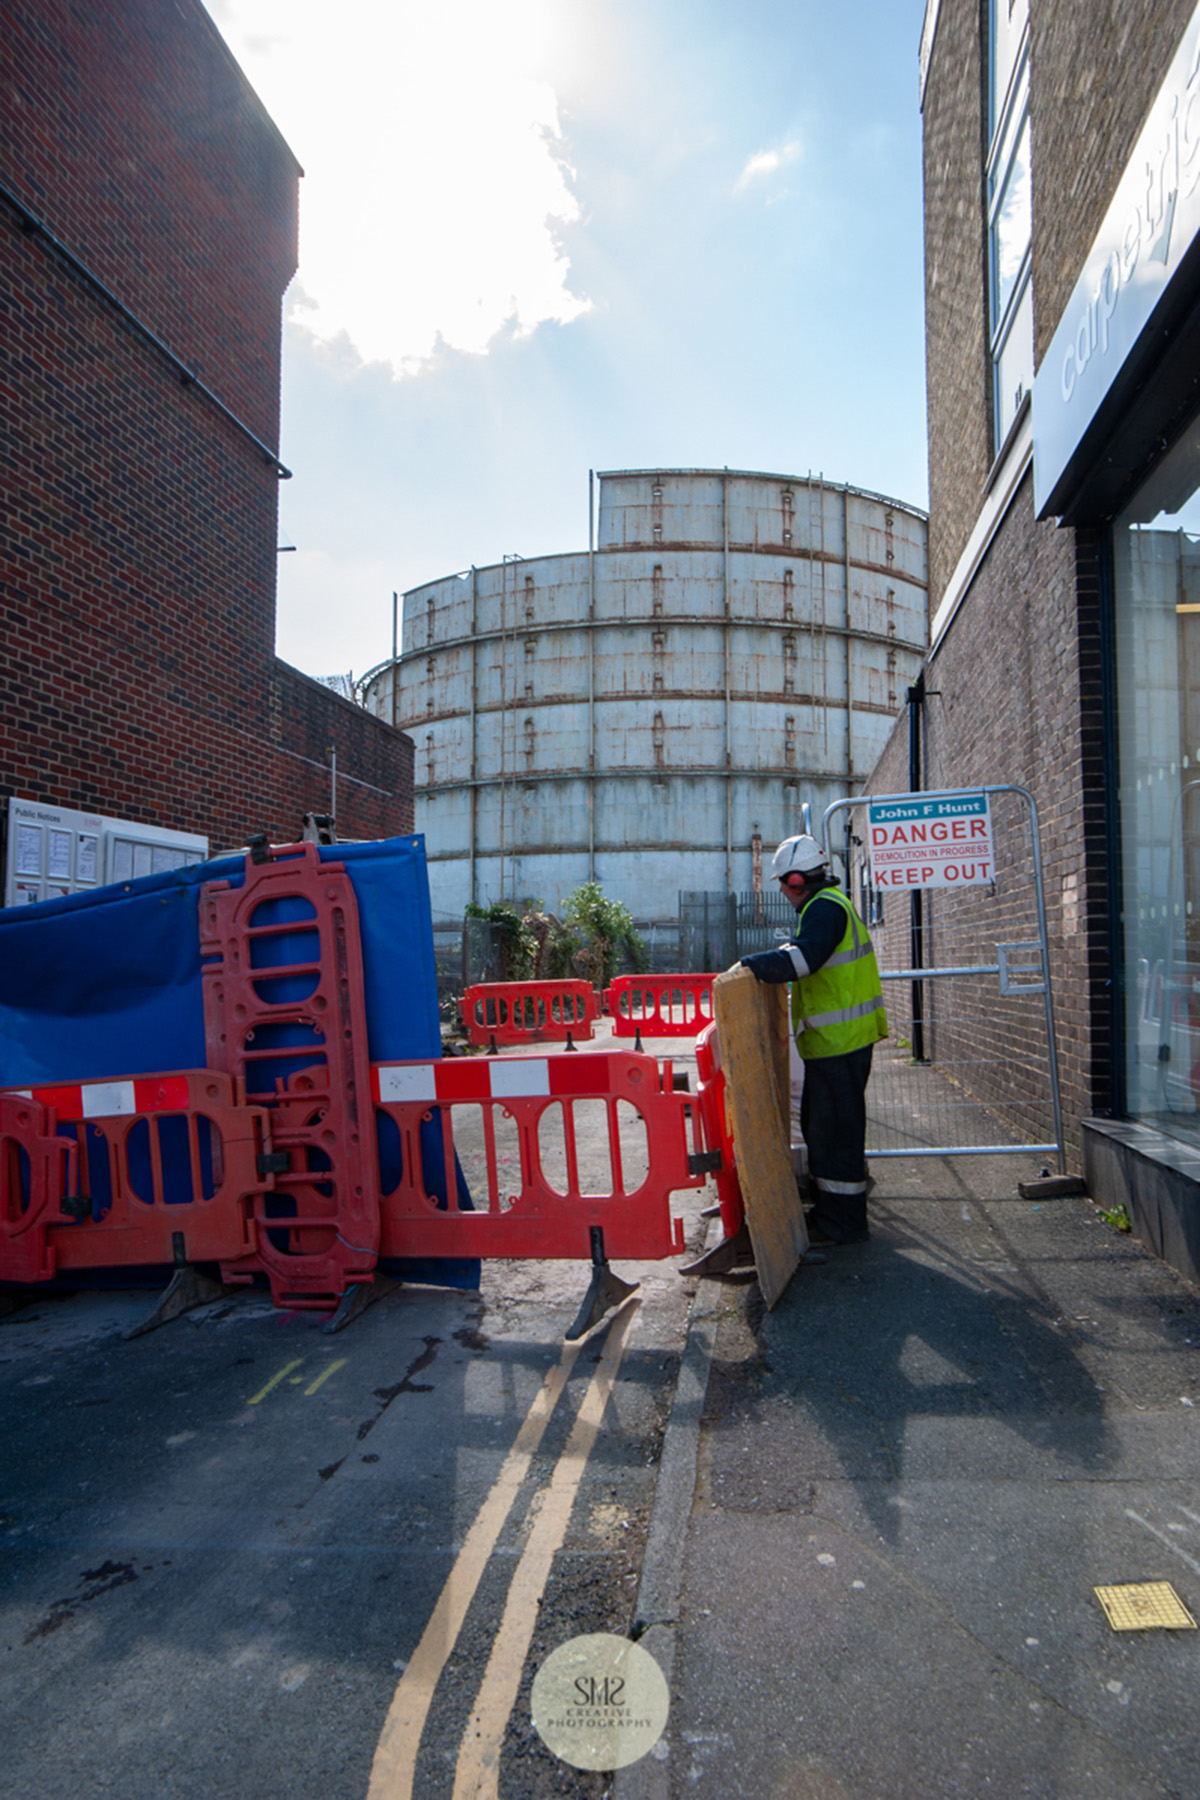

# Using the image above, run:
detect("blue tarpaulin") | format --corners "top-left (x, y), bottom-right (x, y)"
top-left (0, 837), bottom-right (478, 1290)
top-left (0, 836), bottom-right (440, 1083)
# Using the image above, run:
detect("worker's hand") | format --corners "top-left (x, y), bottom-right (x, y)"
top-left (739, 949), bottom-right (796, 984)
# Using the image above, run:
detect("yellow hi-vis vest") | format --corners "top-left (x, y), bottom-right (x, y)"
top-left (790, 886), bottom-right (888, 1060)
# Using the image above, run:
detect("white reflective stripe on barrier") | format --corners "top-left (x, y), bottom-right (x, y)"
top-left (489, 1058), bottom-right (550, 1098)
top-left (2, 1074), bottom-right (195, 1121)
top-left (81, 1081), bottom-right (137, 1118)
top-left (376, 1064), bottom-right (438, 1105)
top-left (372, 1058), bottom-right (572, 1104)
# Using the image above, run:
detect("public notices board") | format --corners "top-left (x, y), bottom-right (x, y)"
top-left (868, 792), bottom-right (995, 890)
top-left (4, 797), bottom-right (207, 907)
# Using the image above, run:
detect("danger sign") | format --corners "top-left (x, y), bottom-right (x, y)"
top-left (868, 792), bottom-right (995, 890)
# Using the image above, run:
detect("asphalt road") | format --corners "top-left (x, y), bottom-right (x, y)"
top-left (0, 1178), bottom-right (707, 1800)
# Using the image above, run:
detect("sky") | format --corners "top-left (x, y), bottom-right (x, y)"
top-left (204, 0), bottom-right (930, 684)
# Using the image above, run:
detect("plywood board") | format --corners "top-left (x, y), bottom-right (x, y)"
top-left (712, 967), bottom-right (808, 1307)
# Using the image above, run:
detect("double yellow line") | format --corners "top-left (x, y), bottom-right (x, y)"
top-left (368, 1303), bottom-right (638, 1800)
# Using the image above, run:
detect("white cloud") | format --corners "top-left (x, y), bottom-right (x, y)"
top-left (736, 138), bottom-right (803, 193)
top-left (205, 1), bottom-right (590, 373)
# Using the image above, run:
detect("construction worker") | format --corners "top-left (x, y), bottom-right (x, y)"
top-left (740, 834), bottom-right (887, 1245)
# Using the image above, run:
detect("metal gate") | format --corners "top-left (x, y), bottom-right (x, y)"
top-left (821, 785), bottom-right (1065, 1171)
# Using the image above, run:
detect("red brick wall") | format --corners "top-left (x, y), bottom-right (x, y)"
top-left (1, 0), bottom-right (298, 443)
top-left (0, 0), bottom-right (413, 856)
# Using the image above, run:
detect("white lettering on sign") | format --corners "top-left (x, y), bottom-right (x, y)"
top-left (868, 794), bottom-right (995, 892)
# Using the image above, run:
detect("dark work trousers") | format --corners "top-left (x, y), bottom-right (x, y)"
top-left (799, 1044), bottom-right (874, 1241)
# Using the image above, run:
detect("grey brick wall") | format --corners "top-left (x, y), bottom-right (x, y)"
top-left (865, 474), bottom-right (1111, 1157)
top-left (1031, 0), bottom-right (1198, 358)
top-left (901, 0), bottom-right (1200, 1159)
top-left (922, 0), bottom-right (989, 615)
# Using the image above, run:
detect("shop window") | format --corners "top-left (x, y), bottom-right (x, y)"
top-left (987, 0), bottom-right (1033, 451)
top-left (1113, 422), bottom-right (1200, 1143)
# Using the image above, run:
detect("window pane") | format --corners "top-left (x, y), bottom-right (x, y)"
top-left (992, 114), bottom-right (1031, 330)
top-left (991, 0), bottom-right (1029, 139)
top-left (1114, 419), bottom-right (1200, 1143)
top-left (993, 277), bottom-right (1033, 446)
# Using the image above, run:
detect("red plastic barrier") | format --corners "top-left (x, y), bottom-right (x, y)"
top-left (694, 1023), bottom-right (743, 1241)
top-left (605, 973), bottom-right (716, 1038)
top-left (200, 844), bottom-right (380, 1307)
top-left (0, 1091), bottom-right (77, 1284)
top-left (2, 843), bottom-right (722, 1311)
top-left (373, 1049), bottom-right (703, 1260)
top-left (459, 979), bottom-right (598, 1047)
top-left (2, 1048), bottom-right (709, 1294)
top-left (0, 1071), bottom-right (272, 1283)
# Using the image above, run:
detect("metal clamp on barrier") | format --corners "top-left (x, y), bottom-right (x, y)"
top-left (997, 941), bottom-right (1047, 995)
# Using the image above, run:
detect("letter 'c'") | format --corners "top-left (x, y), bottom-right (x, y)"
top-left (1061, 347), bottom-right (1076, 402)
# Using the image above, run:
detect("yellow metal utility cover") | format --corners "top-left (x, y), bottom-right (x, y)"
top-left (1093, 1582), bottom-right (1197, 1631)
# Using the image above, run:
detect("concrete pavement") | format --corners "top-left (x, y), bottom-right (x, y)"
top-left (632, 1153), bottom-right (1200, 1799)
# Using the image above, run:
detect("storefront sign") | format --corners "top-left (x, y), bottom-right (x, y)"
top-left (1034, 0), bottom-right (1200, 515)
top-left (868, 792), bottom-right (994, 890)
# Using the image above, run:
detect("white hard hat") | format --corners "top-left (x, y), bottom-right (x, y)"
top-left (771, 834), bottom-right (827, 881)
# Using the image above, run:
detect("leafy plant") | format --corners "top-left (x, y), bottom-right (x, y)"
top-left (1096, 1202), bottom-right (1132, 1233)
top-left (556, 881), bottom-right (648, 990)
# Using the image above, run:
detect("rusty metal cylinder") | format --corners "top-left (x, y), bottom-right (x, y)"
top-left (360, 468), bottom-right (928, 919)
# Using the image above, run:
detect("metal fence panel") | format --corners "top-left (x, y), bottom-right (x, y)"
top-left (679, 892), bottom-right (737, 971)
top-left (823, 786), bottom-right (1065, 1169)
top-left (678, 890), bottom-right (798, 969)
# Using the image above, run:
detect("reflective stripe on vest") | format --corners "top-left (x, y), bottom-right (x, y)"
top-left (790, 887), bottom-right (888, 1060)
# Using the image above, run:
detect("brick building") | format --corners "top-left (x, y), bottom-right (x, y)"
top-left (881, 0), bottom-right (1200, 1275)
top-left (0, 0), bottom-right (412, 870)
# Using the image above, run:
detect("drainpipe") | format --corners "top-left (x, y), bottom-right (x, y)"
top-left (391, 592), bottom-right (398, 728)
top-left (588, 470), bottom-right (597, 883)
top-left (469, 566), bottom-right (478, 905)
top-left (723, 469), bottom-right (732, 894)
top-left (843, 487), bottom-right (854, 780)
top-left (908, 671), bottom-right (927, 1063)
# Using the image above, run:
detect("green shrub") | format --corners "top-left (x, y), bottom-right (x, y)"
top-left (557, 882), bottom-right (648, 990)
